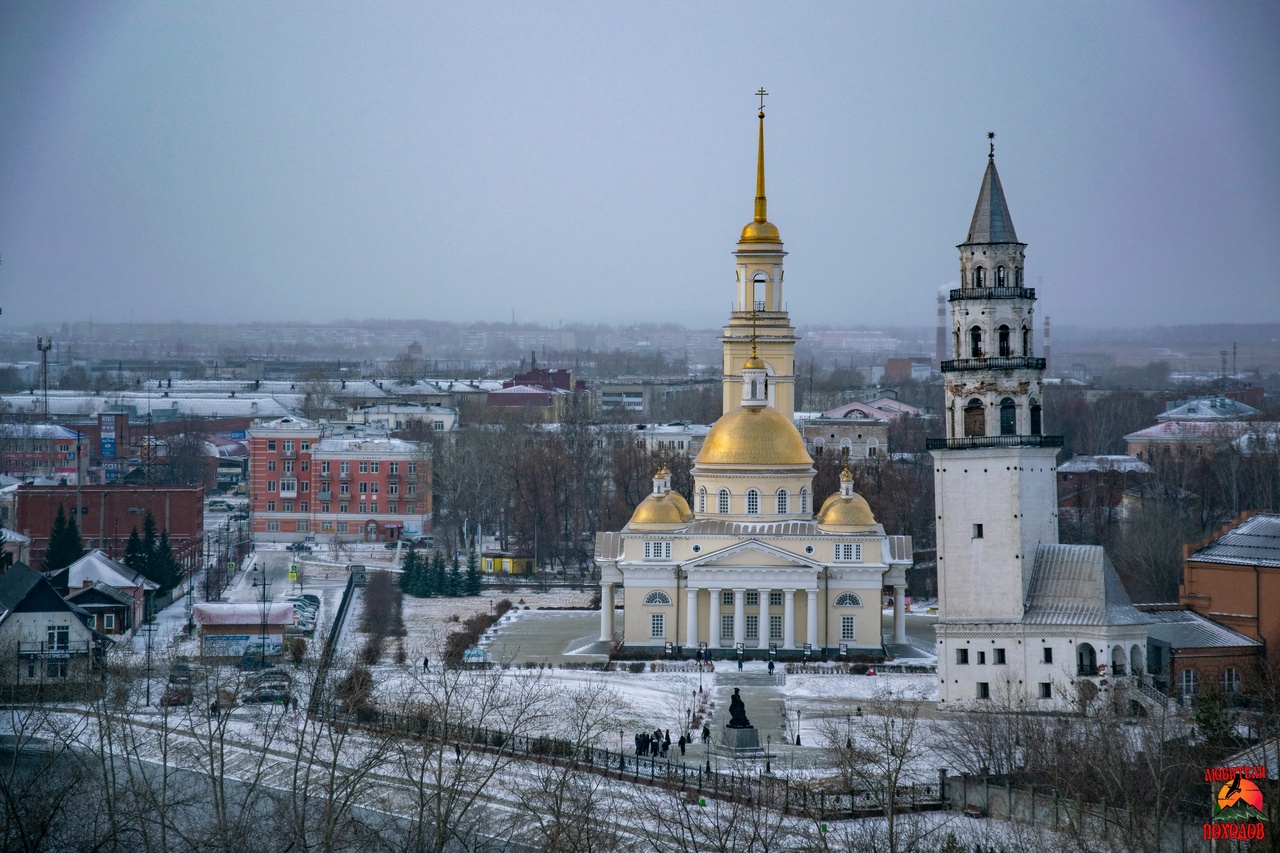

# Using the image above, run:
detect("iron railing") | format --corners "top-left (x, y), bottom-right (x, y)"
top-left (926, 435), bottom-right (1063, 451)
top-left (941, 356), bottom-right (1046, 372)
top-left (949, 286), bottom-right (1036, 301)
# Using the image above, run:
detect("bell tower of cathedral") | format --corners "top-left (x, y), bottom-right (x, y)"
top-left (930, 138), bottom-right (1062, 630)
top-left (721, 90), bottom-right (798, 420)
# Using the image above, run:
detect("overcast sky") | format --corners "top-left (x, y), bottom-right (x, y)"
top-left (1, 2), bottom-right (1277, 332)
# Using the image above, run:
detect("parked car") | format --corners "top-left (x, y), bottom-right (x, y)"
top-left (286, 543), bottom-right (312, 553)
top-left (159, 684), bottom-right (192, 706)
top-left (208, 500), bottom-right (232, 512)
top-left (383, 541), bottom-right (401, 549)
top-left (236, 652), bottom-right (276, 671)
top-left (230, 511), bottom-right (249, 521)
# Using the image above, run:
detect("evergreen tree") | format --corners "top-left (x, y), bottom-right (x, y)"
top-left (44, 505), bottom-right (86, 572)
top-left (430, 551), bottom-right (447, 598)
top-left (123, 526), bottom-right (144, 572)
top-left (154, 529), bottom-right (182, 593)
top-left (400, 548), bottom-right (420, 597)
top-left (447, 551), bottom-right (464, 598)
top-left (0, 527), bottom-right (11, 570)
top-left (465, 546), bottom-right (482, 596)
top-left (134, 511), bottom-right (161, 585)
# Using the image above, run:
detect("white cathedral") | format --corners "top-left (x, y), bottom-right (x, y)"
top-left (929, 142), bottom-right (1149, 710)
top-left (594, 104), bottom-right (914, 659)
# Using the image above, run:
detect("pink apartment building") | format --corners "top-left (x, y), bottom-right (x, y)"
top-left (246, 417), bottom-right (431, 543)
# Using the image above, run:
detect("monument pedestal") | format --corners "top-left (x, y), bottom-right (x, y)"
top-left (722, 726), bottom-right (762, 756)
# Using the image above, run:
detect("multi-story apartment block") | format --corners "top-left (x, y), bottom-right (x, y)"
top-left (247, 417), bottom-right (431, 543)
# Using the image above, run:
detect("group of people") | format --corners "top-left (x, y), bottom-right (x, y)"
top-left (634, 727), bottom-right (701, 758)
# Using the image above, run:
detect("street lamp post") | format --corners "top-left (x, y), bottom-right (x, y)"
top-left (619, 729), bottom-right (625, 771)
top-left (795, 709), bottom-right (802, 746)
top-left (766, 734), bottom-right (772, 774)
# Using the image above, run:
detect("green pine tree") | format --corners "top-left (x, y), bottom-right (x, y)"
top-left (155, 529), bottom-right (181, 593)
top-left (44, 505), bottom-right (86, 572)
top-left (430, 551), bottom-right (447, 597)
top-left (447, 552), bottom-right (464, 598)
top-left (400, 548), bottom-right (420, 596)
top-left (465, 546), bottom-right (482, 596)
top-left (139, 511), bottom-right (160, 583)
top-left (123, 526), bottom-right (144, 572)
top-left (0, 527), bottom-right (11, 570)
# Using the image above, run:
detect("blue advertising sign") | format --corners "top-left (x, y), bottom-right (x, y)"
top-left (101, 437), bottom-right (116, 458)
top-left (231, 430), bottom-right (247, 440)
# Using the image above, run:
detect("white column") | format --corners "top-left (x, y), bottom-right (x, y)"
top-left (686, 587), bottom-right (699, 649)
top-left (893, 584), bottom-right (908, 644)
top-left (733, 589), bottom-right (746, 648)
top-left (708, 587), bottom-right (722, 649)
top-left (806, 587), bottom-right (819, 650)
top-left (783, 589), bottom-right (796, 650)
top-left (758, 587), bottom-right (771, 650)
top-left (599, 583), bottom-right (614, 642)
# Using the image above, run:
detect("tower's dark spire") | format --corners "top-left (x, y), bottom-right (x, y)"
top-left (965, 145), bottom-right (1019, 244)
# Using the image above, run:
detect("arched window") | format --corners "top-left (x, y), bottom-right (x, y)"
top-left (746, 489), bottom-right (760, 514)
top-left (975, 267), bottom-right (986, 287)
top-left (643, 590), bottom-right (672, 606)
top-left (776, 489), bottom-right (789, 514)
top-left (998, 325), bottom-right (1011, 357)
top-left (969, 326), bottom-right (983, 358)
top-left (964, 399), bottom-right (985, 437)
top-left (1221, 667), bottom-right (1241, 695)
top-left (1029, 397), bottom-right (1042, 435)
top-left (1015, 267), bottom-right (1023, 286)
top-left (997, 265), bottom-right (1006, 286)
top-left (953, 327), bottom-right (961, 357)
top-left (717, 489), bottom-right (730, 514)
top-left (813, 438), bottom-right (825, 456)
top-left (698, 487), bottom-right (706, 514)
top-left (1179, 668), bottom-right (1200, 699)
top-left (1000, 398), bottom-right (1017, 436)
top-left (1022, 326), bottom-right (1030, 356)
top-left (750, 379), bottom-right (758, 399)
top-left (834, 593), bottom-right (862, 607)
top-left (800, 488), bottom-right (809, 514)
top-left (867, 438), bottom-right (878, 457)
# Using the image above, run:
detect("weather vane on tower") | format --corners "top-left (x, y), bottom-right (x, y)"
top-left (988, 131), bottom-right (996, 160)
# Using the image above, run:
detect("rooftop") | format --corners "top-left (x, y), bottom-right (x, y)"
top-left (1023, 544), bottom-right (1149, 627)
top-left (1188, 513), bottom-right (1280, 568)
top-left (1142, 608), bottom-right (1262, 649)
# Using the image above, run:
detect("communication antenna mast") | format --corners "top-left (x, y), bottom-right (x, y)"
top-left (36, 337), bottom-right (52, 420)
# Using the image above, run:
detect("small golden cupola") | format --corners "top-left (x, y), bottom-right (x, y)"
top-left (817, 464), bottom-right (877, 530)
top-left (740, 101), bottom-right (782, 244)
top-left (628, 465), bottom-right (693, 529)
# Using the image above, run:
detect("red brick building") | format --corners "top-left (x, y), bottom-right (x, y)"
top-left (247, 417), bottom-right (431, 543)
top-left (14, 484), bottom-right (204, 573)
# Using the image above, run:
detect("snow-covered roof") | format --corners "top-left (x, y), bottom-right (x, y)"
top-left (1057, 455), bottom-right (1152, 474)
top-left (65, 550), bottom-right (158, 591)
top-left (1143, 609), bottom-right (1262, 649)
top-left (1023, 544), bottom-right (1148, 627)
top-left (1, 528), bottom-right (30, 544)
top-left (0, 392), bottom-right (293, 419)
top-left (1157, 397), bottom-right (1259, 421)
top-left (1188, 514), bottom-right (1280, 568)
top-left (67, 581), bottom-right (135, 608)
top-left (0, 423), bottom-right (81, 439)
top-left (193, 602), bottom-right (294, 626)
top-left (1124, 420), bottom-right (1250, 442)
top-left (314, 435), bottom-right (418, 454)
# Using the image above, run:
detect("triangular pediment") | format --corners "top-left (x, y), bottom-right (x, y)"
top-left (686, 539), bottom-right (822, 571)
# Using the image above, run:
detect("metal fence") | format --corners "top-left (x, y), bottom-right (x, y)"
top-left (326, 704), bottom-right (942, 819)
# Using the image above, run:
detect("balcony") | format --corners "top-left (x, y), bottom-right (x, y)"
top-left (316, 492), bottom-right (332, 501)
top-left (949, 286), bottom-right (1036, 301)
top-left (926, 435), bottom-right (1064, 451)
top-left (338, 492), bottom-right (352, 500)
top-left (1077, 664), bottom-right (1099, 677)
top-left (19, 640), bottom-right (94, 659)
top-left (281, 449), bottom-right (297, 459)
top-left (940, 356), bottom-right (1046, 373)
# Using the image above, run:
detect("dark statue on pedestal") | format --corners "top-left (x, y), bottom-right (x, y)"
top-left (727, 688), bottom-right (752, 729)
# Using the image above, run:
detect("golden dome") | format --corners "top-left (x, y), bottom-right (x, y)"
top-left (696, 405), bottom-right (812, 467)
top-left (629, 492), bottom-right (692, 527)
top-left (740, 219), bottom-right (781, 243)
top-left (743, 353), bottom-right (766, 370)
top-left (816, 492), bottom-right (877, 527)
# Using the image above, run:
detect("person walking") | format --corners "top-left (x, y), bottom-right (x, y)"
top-left (768, 659), bottom-right (775, 675)
top-left (455, 743), bottom-right (462, 764)
top-left (702, 724), bottom-right (711, 744)
top-left (678, 734), bottom-right (687, 756)
top-left (423, 655), bottom-right (430, 672)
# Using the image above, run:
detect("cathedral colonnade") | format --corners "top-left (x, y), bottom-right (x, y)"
top-left (599, 581), bottom-right (906, 654)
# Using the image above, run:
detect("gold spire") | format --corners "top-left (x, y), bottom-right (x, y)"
top-left (740, 89), bottom-right (781, 243)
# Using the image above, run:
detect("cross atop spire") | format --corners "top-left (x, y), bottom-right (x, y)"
top-left (988, 131), bottom-right (995, 160)
top-left (756, 87), bottom-right (768, 116)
